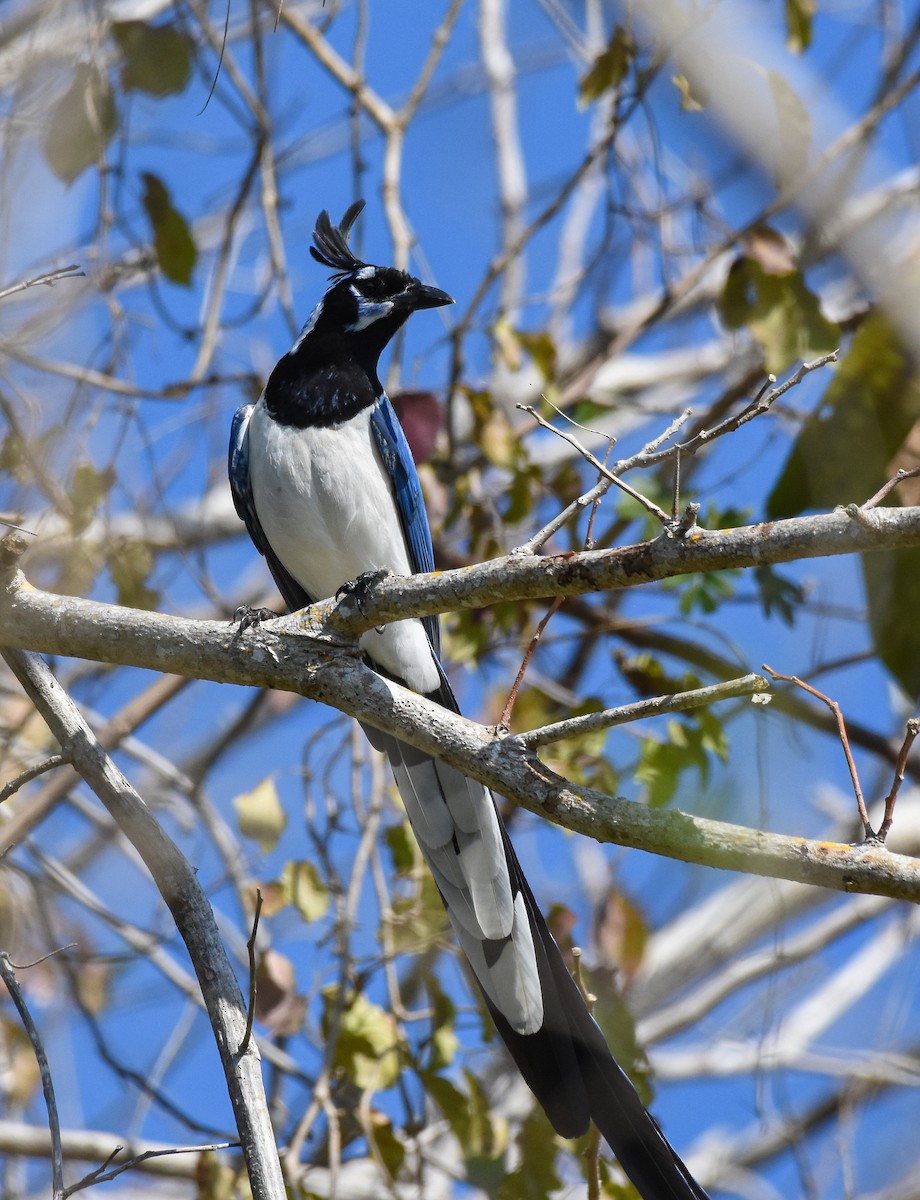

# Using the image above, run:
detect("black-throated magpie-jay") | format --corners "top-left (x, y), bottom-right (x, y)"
top-left (229, 201), bottom-right (710, 1200)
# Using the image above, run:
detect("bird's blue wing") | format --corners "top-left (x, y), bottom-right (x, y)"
top-left (370, 395), bottom-right (440, 657)
top-left (228, 403), bottom-right (314, 613)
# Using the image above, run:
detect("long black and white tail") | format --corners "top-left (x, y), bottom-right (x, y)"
top-left (364, 675), bottom-right (710, 1200)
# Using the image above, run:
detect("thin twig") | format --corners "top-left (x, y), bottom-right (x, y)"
top-left (513, 674), bottom-right (770, 749)
top-left (517, 408), bottom-right (692, 553)
top-left (877, 719), bottom-right (920, 842)
top-left (682, 352), bottom-right (839, 452)
top-left (239, 889), bottom-right (264, 1055)
top-left (63, 1141), bottom-right (238, 1197)
top-left (499, 595), bottom-right (564, 728)
top-left (862, 466), bottom-right (920, 510)
top-left (0, 265), bottom-right (84, 302)
top-left (0, 518), bottom-right (36, 537)
top-left (517, 403), bottom-right (670, 523)
top-left (502, 433), bottom-right (617, 725)
top-left (516, 355), bottom-right (837, 554)
top-left (7, 944), bottom-right (77, 971)
top-left (585, 437), bottom-right (617, 550)
top-left (0, 754), bottom-right (69, 804)
top-left (0, 953), bottom-right (65, 1199)
top-left (763, 664), bottom-right (873, 839)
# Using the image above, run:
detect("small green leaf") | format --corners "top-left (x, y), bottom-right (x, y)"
top-left (368, 1113), bottom-right (406, 1181)
top-left (755, 564), bottom-right (805, 625)
top-left (463, 1068), bottom-right (505, 1159)
top-left (786, 0), bottom-right (815, 54)
top-left (233, 777), bottom-right (285, 853)
top-left (43, 65), bottom-right (117, 185)
top-left (141, 172), bottom-right (197, 286)
top-left (635, 721), bottom-right (711, 807)
top-left (579, 25), bottom-right (634, 106)
top-left (669, 569), bottom-right (737, 615)
top-left (425, 979), bottom-right (459, 1070)
top-left (499, 1109), bottom-right (561, 1200)
top-left (112, 20), bottom-right (193, 96)
top-left (592, 986), bottom-right (651, 1103)
top-left (384, 821), bottom-right (417, 875)
top-left (467, 388), bottom-right (519, 471)
top-left (425, 1073), bottom-right (472, 1136)
top-left (0, 432), bottom-right (24, 474)
top-left (424, 1070), bottom-right (507, 1186)
top-left (280, 860), bottom-right (329, 923)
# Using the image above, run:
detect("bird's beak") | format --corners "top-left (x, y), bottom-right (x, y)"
top-left (400, 281), bottom-right (454, 311)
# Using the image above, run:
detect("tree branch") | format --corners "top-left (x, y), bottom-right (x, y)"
top-left (0, 649), bottom-right (286, 1200)
top-left (0, 952), bottom-right (64, 1199)
top-left (3, 551), bottom-right (920, 902)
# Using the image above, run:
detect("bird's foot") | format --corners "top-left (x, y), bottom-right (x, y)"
top-left (233, 605), bottom-right (279, 631)
top-left (336, 569), bottom-right (389, 617)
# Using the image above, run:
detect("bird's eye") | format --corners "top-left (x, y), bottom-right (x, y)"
top-left (357, 272), bottom-right (392, 301)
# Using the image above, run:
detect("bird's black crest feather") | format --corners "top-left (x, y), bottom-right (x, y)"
top-left (310, 200), bottom-right (367, 274)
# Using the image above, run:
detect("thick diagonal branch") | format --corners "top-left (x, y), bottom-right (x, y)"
top-left (1, 649), bottom-right (285, 1200)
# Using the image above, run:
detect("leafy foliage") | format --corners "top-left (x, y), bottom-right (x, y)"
top-left (719, 254), bottom-right (838, 374)
top-left (768, 314), bottom-right (920, 516)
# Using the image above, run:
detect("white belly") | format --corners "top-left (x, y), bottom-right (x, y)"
top-left (247, 397), bottom-right (439, 694)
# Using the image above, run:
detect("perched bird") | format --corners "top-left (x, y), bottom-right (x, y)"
top-left (229, 201), bottom-right (711, 1200)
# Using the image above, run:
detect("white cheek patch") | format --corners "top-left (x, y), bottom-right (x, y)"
top-left (290, 299), bottom-right (324, 351)
top-left (347, 286), bottom-right (394, 331)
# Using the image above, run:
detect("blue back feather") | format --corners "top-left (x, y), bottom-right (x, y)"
top-left (370, 396), bottom-right (441, 659)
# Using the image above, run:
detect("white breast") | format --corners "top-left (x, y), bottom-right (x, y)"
top-left (247, 396), bottom-right (440, 694)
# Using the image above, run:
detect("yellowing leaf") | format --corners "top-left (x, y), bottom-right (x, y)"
top-left (671, 73), bottom-right (705, 112)
top-left (768, 68), bottom-right (811, 179)
top-left (70, 461), bottom-right (114, 534)
top-left (233, 777), bottom-right (285, 853)
top-left (109, 540), bottom-right (158, 610)
top-left (325, 989), bottom-right (401, 1091)
top-left (743, 226), bottom-right (796, 276)
top-left (255, 949), bottom-right (307, 1036)
top-left (493, 316), bottom-right (521, 371)
top-left (719, 258), bottom-right (838, 374)
top-left (517, 330), bottom-right (557, 383)
top-left (280, 859), bottom-right (329, 923)
top-left (431, 1023), bottom-right (459, 1070)
top-left (43, 65), bottom-right (117, 185)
